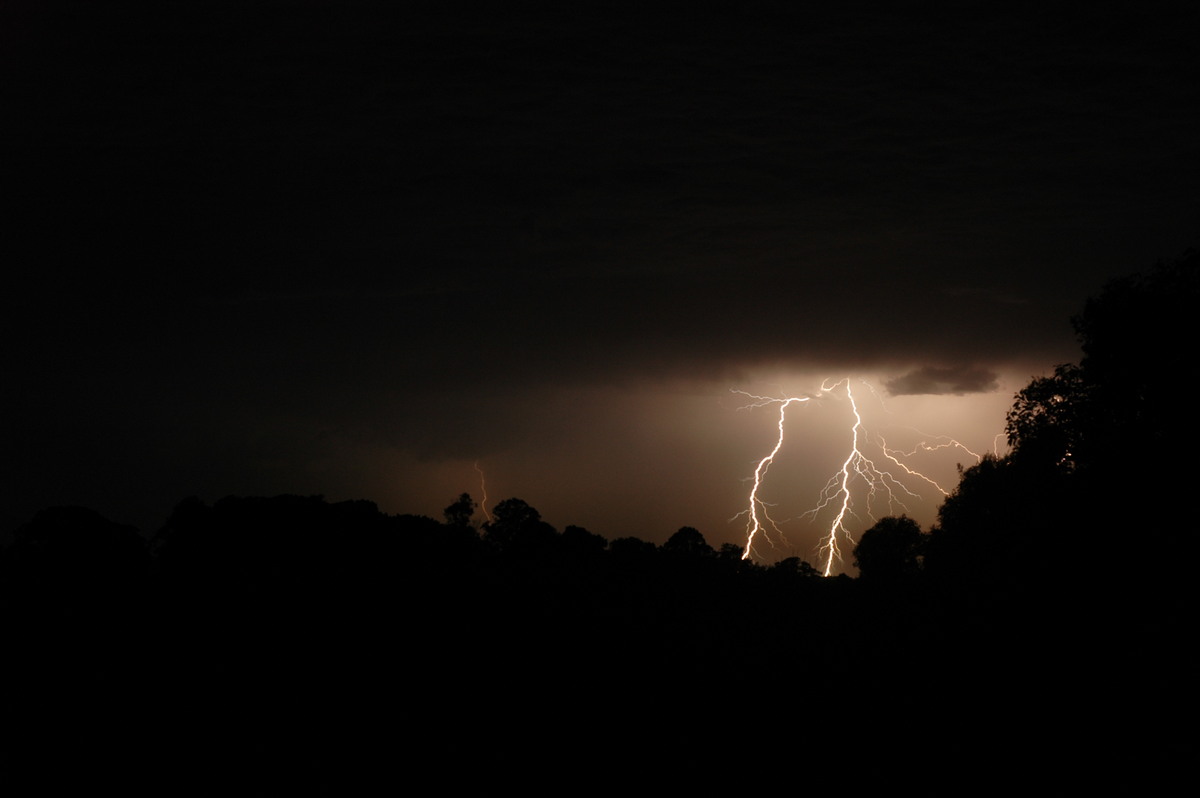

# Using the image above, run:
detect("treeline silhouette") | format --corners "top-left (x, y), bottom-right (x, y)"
top-left (1, 494), bottom-right (870, 789)
top-left (3, 253), bottom-right (1196, 789)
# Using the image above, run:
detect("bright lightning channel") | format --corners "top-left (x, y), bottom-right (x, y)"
top-left (736, 391), bottom-right (813, 564)
top-left (734, 378), bottom-right (982, 576)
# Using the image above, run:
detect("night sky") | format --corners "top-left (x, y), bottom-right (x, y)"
top-left (5, 1), bottom-right (1198, 566)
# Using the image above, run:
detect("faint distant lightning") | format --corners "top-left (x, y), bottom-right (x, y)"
top-left (734, 378), bottom-right (986, 576)
top-left (474, 460), bottom-right (492, 523)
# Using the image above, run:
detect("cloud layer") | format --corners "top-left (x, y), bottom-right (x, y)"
top-left (4, 2), bottom-right (1198, 542)
top-left (885, 366), bottom-right (1000, 396)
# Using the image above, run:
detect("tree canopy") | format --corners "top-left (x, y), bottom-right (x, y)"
top-left (852, 515), bottom-right (925, 582)
top-left (932, 250), bottom-right (1200, 589)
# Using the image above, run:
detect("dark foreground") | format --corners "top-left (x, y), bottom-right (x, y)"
top-left (1, 496), bottom-right (1189, 791)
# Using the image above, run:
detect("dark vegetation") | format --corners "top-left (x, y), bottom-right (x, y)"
top-left (3, 254), bottom-right (1195, 789)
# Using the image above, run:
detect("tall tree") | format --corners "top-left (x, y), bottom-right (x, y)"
top-left (1006, 250), bottom-right (1198, 478)
top-left (853, 515), bottom-right (925, 582)
top-left (662, 526), bottom-right (713, 557)
top-left (443, 493), bottom-right (476, 528)
top-left (483, 498), bottom-right (556, 552)
top-left (933, 251), bottom-right (1200, 591)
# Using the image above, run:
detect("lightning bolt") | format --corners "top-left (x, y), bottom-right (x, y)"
top-left (734, 392), bottom-right (813, 560)
top-left (735, 378), bottom-right (986, 576)
top-left (474, 460), bottom-right (492, 523)
top-left (815, 379), bottom-right (865, 575)
top-left (876, 434), bottom-right (981, 497)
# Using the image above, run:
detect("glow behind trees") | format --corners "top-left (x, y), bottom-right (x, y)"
top-left (735, 379), bottom-right (984, 575)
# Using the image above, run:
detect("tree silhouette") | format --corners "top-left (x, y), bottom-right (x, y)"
top-left (561, 524), bottom-right (607, 557)
top-left (661, 526), bottom-right (713, 557)
top-left (927, 251), bottom-right (1200, 597)
top-left (3, 505), bottom-right (149, 627)
top-left (1006, 251), bottom-right (1198, 475)
top-left (852, 515), bottom-right (925, 582)
top-left (1001, 251), bottom-right (1199, 578)
top-left (483, 497), bottom-right (556, 552)
top-left (924, 452), bottom-right (1069, 595)
top-left (443, 492), bottom-right (476, 528)
top-left (1004, 363), bottom-right (1088, 473)
top-left (770, 557), bottom-right (821, 579)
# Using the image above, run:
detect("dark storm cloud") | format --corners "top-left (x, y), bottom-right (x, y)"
top-left (884, 366), bottom-right (1000, 396)
top-left (9, 3), bottom-right (1194, 364)
top-left (4, 1), bottom-right (1198, 535)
